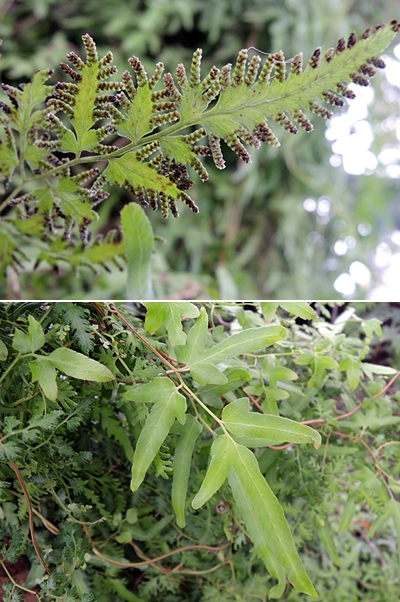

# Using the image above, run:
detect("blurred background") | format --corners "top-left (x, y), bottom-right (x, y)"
top-left (0, 0), bottom-right (399, 299)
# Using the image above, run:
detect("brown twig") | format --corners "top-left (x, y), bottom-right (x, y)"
top-left (1, 425), bottom-right (51, 574)
top-left (372, 370), bottom-right (400, 398)
top-left (0, 559), bottom-right (40, 599)
top-left (91, 539), bottom-right (231, 574)
top-left (268, 370), bottom-right (400, 450)
top-left (10, 461), bottom-right (51, 574)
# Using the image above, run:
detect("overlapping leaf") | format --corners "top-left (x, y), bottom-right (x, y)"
top-left (124, 377), bottom-right (187, 491)
top-left (192, 435), bottom-right (318, 598)
top-left (176, 319), bottom-right (287, 385)
top-left (171, 415), bottom-right (203, 528)
top-left (143, 302), bottom-right (200, 346)
top-left (222, 397), bottom-right (321, 448)
top-left (228, 444), bottom-right (318, 597)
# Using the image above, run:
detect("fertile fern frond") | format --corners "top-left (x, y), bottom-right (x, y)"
top-left (0, 20), bottom-right (398, 265)
top-left (46, 34), bottom-right (124, 156)
top-left (103, 20), bottom-right (399, 216)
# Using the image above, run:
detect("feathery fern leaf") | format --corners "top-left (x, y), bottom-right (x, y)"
top-left (0, 21), bottom-right (398, 273)
top-left (104, 20), bottom-right (399, 216)
top-left (50, 302), bottom-right (95, 354)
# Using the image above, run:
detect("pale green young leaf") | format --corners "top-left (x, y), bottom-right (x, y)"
top-left (198, 24), bottom-right (397, 147)
top-left (47, 348), bottom-right (114, 381)
top-left (51, 39), bottom-right (121, 155)
top-left (222, 397), bottom-right (321, 448)
top-left (265, 365), bottom-right (299, 383)
top-left (228, 443), bottom-right (318, 597)
top-left (36, 178), bottom-right (97, 224)
top-left (189, 325), bottom-right (287, 367)
top-left (314, 356), bottom-right (339, 370)
top-left (123, 376), bottom-right (176, 403)
top-left (106, 153), bottom-right (184, 204)
top-left (121, 203), bottom-right (154, 299)
top-left (29, 359), bottom-right (58, 401)
top-left (339, 356), bottom-right (361, 390)
top-left (175, 306), bottom-right (208, 364)
top-left (190, 362), bottom-right (228, 386)
top-left (176, 83), bottom-right (210, 124)
top-left (308, 355), bottom-right (339, 387)
top-left (10, 69), bottom-right (54, 133)
top-left (260, 302), bottom-right (279, 322)
top-left (117, 85), bottom-right (155, 143)
top-left (361, 318), bottom-right (383, 339)
top-left (293, 350), bottom-right (314, 365)
top-left (198, 367), bottom-right (252, 408)
top-left (69, 240), bottom-right (126, 267)
top-left (143, 302), bottom-right (200, 346)
top-left (130, 380), bottom-right (187, 491)
top-left (12, 315), bottom-right (45, 353)
top-left (191, 435), bottom-right (235, 509)
top-left (279, 302), bottom-right (317, 320)
top-left (361, 362), bottom-right (398, 378)
top-left (171, 415), bottom-right (203, 528)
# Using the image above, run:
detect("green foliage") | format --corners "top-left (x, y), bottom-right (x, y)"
top-left (1, 21), bottom-right (399, 297)
top-left (1, 301), bottom-right (400, 600)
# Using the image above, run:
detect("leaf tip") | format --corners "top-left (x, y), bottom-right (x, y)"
top-left (313, 431), bottom-right (322, 450)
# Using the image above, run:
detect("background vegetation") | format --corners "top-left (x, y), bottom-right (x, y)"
top-left (0, 0), bottom-right (400, 299)
top-left (1, 301), bottom-right (400, 601)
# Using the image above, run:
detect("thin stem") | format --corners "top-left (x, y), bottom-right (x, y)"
top-left (0, 560), bottom-right (40, 598)
top-left (91, 538), bottom-right (231, 573)
top-left (372, 370), bottom-right (400, 397)
top-left (0, 353), bottom-right (22, 384)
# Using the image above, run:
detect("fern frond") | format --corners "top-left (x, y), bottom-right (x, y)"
top-left (0, 69), bottom-right (53, 183)
top-left (165, 21), bottom-right (399, 159)
top-left (1, 21), bottom-right (398, 235)
top-left (47, 34), bottom-right (124, 157)
top-left (50, 303), bottom-right (95, 354)
top-left (154, 444), bottom-right (173, 479)
top-left (104, 20), bottom-right (399, 216)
